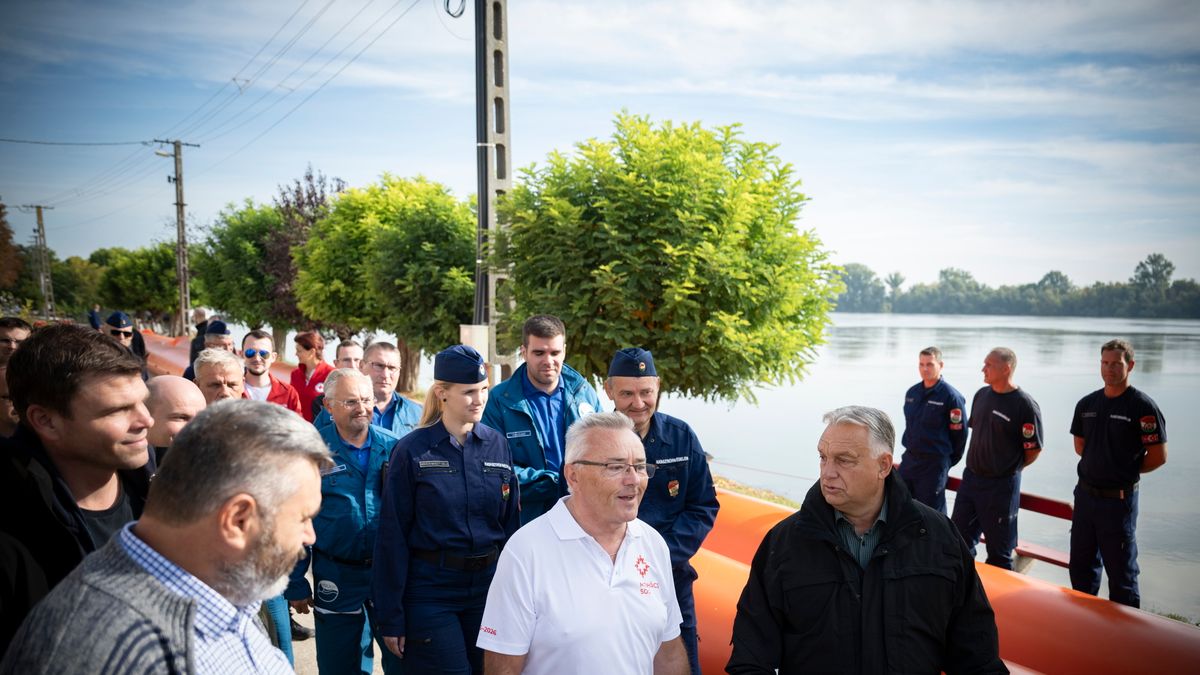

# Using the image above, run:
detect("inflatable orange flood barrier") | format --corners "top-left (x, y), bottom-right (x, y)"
top-left (142, 332), bottom-right (1200, 674)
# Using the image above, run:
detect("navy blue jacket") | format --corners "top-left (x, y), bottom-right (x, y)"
top-left (372, 422), bottom-right (520, 636)
top-left (901, 378), bottom-right (968, 465)
top-left (637, 412), bottom-right (719, 577)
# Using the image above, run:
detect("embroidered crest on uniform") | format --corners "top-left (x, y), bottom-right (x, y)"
top-left (315, 382), bottom-right (325, 394)
top-left (668, 480), bottom-right (680, 498)
top-left (949, 408), bottom-right (963, 424)
top-left (1140, 416), bottom-right (1157, 433)
top-left (1142, 434), bottom-right (1159, 444)
top-left (1022, 423), bottom-right (1035, 439)
top-left (501, 482), bottom-right (511, 500)
top-left (634, 555), bottom-right (650, 578)
top-left (316, 580), bottom-right (340, 603)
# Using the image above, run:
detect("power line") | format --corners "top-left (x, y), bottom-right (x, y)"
top-left (0, 138), bottom-right (151, 147)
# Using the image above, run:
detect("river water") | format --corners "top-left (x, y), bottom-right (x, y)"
top-left (660, 312), bottom-right (1200, 620)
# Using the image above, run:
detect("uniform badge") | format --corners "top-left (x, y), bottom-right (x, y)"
top-left (635, 555), bottom-right (650, 578)
top-left (667, 480), bottom-right (680, 498)
top-left (638, 361), bottom-right (646, 372)
top-left (479, 364), bottom-right (487, 378)
top-left (1140, 416), bottom-right (1157, 433)
top-left (316, 580), bottom-right (340, 603)
top-left (501, 482), bottom-right (511, 501)
top-left (1022, 423), bottom-right (1035, 439)
top-left (949, 408), bottom-right (963, 424)
top-left (315, 382), bottom-right (325, 394)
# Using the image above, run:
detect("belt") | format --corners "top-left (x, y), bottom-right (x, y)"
top-left (412, 547), bottom-right (499, 572)
top-left (314, 548), bottom-right (372, 568)
top-left (1079, 481), bottom-right (1139, 500)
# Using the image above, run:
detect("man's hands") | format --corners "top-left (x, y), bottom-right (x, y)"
top-left (289, 598), bottom-right (314, 614)
top-left (384, 636), bottom-right (406, 658)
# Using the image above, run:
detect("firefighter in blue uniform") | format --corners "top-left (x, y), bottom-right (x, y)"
top-left (899, 346), bottom-right (968, 514)
top-left (604, 348), bottom-right (719, 675)
top-left (315, 342), bottom-right (422, 438)
top-left (1069, 339), bottom-right (1167, 608)
top-left (374, 345), bottom-right (520, 674)
top-left (481, 315), bottom-right (600, 525)
top-left (286, 368), bottom-right (402, 674)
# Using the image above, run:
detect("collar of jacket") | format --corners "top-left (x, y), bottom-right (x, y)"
top-left (495, 362), bottom-right (590, 411)
top-left (794, 470), bottom-right (926, 551)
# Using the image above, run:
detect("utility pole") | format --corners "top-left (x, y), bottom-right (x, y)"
top-left (155, 139), bottom-right (199, 337)
top-left (20, 205), bottom-right (55, 320)
top-left (465, 0), bottom-right (511, 375)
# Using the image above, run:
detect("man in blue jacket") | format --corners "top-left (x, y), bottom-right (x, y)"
top-left (287, 368), bottom-right (402, 674)
top-left (898, 346), bottom-right (967, 514)
top-left (604, 347), bottom-right (718, 675)
top-left (482, 315), bottom-right (601, 525)
top-left (314, 342), bottom-right (421, 439)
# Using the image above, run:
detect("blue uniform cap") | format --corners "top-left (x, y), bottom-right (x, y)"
top-left (434, 345), bottom-right (487, 384)
top-left (105, 311), bottom-right (133, 329)
top-left (205, 320), bottom-right (231, 336)
top-left (608, 347), bottom-right (657, 377)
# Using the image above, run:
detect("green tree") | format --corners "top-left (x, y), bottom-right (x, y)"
top-left (1131, 253), bottom-right (1174, 303)
top-left (194, 199), bottom-right (282, 330)
top-left (51, 256), bottom-right (105, 318)
top-left (100, 244), bottom-right (178, 314)
top-left (884, 271), bottom-right (905, 311)
top-left (494, 112), bottom-right (841, 402)
top-left (0, 202), bottom-right (21, 290)
top-left (836, 263), bottom-right (886, 312)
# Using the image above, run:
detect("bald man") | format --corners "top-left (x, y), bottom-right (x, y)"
top-left (145, 376), bottom-right (207, 466)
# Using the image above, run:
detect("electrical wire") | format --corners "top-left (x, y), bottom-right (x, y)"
top-left (0, 138), bottom-right (151, 146)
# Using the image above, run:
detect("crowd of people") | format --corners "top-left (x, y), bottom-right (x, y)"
top-left (0, 309), bottom-right (1167, 674)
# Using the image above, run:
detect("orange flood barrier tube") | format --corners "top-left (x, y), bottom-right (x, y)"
top-left (696, 488), bottom-right (1200, 674)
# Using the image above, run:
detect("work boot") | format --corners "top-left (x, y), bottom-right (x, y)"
top-left (290, 617), bottom-right (314, 641)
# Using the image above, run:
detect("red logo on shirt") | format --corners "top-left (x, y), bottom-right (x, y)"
top-left (501, 483), bottom-right (510, 501)
top-left (1022, 423), bottom-right (1035, 439)
top-left (1140, 416), bottom-right (1157, 433)
top-left (1142, 434), bottom-right (1159, 444)
top-left (635, 555), bottom-right (650, 578)
top-left (480, 626), bottom-right (497, 636)
top-left (949, 408), bottom-right (963, 424)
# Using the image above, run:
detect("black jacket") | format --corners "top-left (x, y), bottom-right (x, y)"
top-left (727, 472), bottom-right (1007, 675)
top-left (0, 426), bottom-right (152, 651)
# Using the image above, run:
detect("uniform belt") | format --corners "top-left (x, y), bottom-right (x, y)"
top-left (314, 548), bottom-right (373, 567)
top-left (412, 547), bottom-right (498, 572)
top-left (1079, 480), bottom-right (1139, 500)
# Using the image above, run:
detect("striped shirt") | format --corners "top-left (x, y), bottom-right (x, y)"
top-left (119, 524), bottom-right (293, 674)
top-left (834, 496), bottom-right (889, 570)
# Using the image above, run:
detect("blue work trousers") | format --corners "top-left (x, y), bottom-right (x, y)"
top-left (899, 452), bottom-right (951, 515)
top-left (402, 557), bottom-right (495, 674)
top-left (1070, 485), bottom-right (1140, 608)
top-left (676, 570), bottom-right (700, 675)
top-left (951, 468), bottom-right (1020, 570)
top-left (263, 594), bottom-right (293, 665)
top-left (312, 555), bottom-right (404, 675)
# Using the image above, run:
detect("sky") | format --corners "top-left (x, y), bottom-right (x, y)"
top-left (1, 0), bottom-right (1198, 288)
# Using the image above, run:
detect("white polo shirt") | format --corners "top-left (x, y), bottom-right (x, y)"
top-left (477, 496), bottom-right (681, 675)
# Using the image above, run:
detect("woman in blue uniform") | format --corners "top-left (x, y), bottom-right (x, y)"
top-left (372, 345), bottom-right (520, 674)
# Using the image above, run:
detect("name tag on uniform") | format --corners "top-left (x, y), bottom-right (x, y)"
top-left (927, 400), bottom-right (944, 406)
top-left (322, 464), bottom-right (347, 476)
top-left (656, 456), bottom-right (690, 465)
top-left (506, 430), bottom-right (532, 439)
top-left (1110, 414), bottom-right (1132, 422)
top-left (483, 461), bottom-right (512, 471)
top-left (419, 460), bottom-right (451, 469)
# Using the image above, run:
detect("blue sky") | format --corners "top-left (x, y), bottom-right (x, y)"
top-left (2, 0), bottom-right (1198, 288)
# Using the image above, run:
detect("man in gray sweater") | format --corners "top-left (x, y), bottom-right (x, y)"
top-left (1, 400), bottom-right (332, 674)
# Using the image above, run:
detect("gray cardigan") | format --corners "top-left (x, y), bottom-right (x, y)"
top-left (0, 535), bottom-right (195, 674)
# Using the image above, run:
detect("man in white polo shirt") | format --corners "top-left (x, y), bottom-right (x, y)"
top-left (478, 412), bottom-right (688, 675)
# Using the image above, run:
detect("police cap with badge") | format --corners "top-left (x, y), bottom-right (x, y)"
top-left (608, 347), bottom-right (657, 377)
top-left (435, 345), bottom-right (488, 384)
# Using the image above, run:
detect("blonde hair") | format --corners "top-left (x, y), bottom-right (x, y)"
top-left (418, 381), bottom-right (449, 428)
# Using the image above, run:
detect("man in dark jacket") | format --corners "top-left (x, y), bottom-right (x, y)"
top-left (727, 405), bottom-right (1006, 675)
top-left (0, 324), bottom-right (154, 657)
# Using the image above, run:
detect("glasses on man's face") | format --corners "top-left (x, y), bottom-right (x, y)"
top-left (368, 361), bottom-right (399, 374)
top-left (336, 398), bottom-right (374, 409)
top-left (244, 348), bottom-right (272, 359)
top-left (109, 329), bottom-right (133, 338)
top-left (571, 460), bottom-right (657, 479)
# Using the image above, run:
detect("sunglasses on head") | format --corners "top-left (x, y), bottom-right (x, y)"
top-left (244, 348), bottom-right (273, 359)
top-left (109, 329), bottom-right (133, 338)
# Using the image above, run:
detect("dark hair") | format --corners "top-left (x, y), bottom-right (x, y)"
top-left (522, 315), bottom-right (565, 347)
top-left (364, 341), bottom-right (397, 359)
top-left (6, 323), bottom-right (143, 420)
top-left (294, 331), bottom-right (325, 352)
top-left (242, 329), bottom-right (274, 350)
top-left (336, 340), bottom-right (362, 358)
top-left (1101, 338), bottom-right (1134, 363)
top-left (0, 317), bottom-right (33, 332)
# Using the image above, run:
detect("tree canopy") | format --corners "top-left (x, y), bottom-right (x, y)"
top-left (494, 112), bottom-right (841, 402)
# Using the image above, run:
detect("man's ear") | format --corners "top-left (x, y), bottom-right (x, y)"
top-left (216, 493), bottom-right (260, 552)
top-left (878, 452), bottom-right (893, 479)
top-left (563, 462), bottom-right (579, 494)
top-left (24, 404), bottom-right (64, 443)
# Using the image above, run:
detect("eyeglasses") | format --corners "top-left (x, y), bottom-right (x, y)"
top-left (368, 361), bottom-right (399, 373)
top-left (335, 398), bottom-right (374, 409)
top-left (571, 461), bottom-right (656, 478)
top-left (244, 348), bottom-right (273, 359)
top-left (109, 329), bottom-right (133, 338)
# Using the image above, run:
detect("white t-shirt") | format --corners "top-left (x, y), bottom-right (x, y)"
top-left (477, 496), bottom-right (681, 675)
top-left (244, 383), bottom-right (271, 402)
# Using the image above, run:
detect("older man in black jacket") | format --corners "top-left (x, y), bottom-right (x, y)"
top-left (727, 405), bottom-right (1006, 675)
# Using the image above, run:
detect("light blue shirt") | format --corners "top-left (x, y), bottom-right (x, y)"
top-left (119, 524), bottom-right (293, 674)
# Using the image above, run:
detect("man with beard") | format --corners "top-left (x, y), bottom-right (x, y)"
top-left (288, 369), bottom-right (401, 673)
top-left (242, 330), bottom-right (302, 415)
top-left (1, 400), bottom-right (331, 673)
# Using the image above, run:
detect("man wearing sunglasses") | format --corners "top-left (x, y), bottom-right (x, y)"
top-left (242, 330), bottom-right (302, 415)
top-left (104, 311), bottom-right (136, 348)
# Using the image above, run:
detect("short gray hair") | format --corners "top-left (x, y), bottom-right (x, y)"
top-left (564, 412), bottom-right (635, 465)
top-left (146, 399), bottom-right (332, 524)
top-left (323, 368), bottom-right (370, 400)
top-left (989, 347), bottom-right (1017, 369)
top-left (193, 347), bottom-right (241, 375)
top-left (822, 406), bottom-right (894, 458)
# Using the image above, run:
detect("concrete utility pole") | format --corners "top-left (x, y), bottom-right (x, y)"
top-left (464, 0), bottom-right (512, 374)
top-left (155, 139), bottom-right (199, 337)
top-left (20, 205), bottom-right (55, 320)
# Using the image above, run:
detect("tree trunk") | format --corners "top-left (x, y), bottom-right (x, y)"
top-left (397, 339), bottom-right (421, 395)
top-left (272, 325), bottom-right (290, 360)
